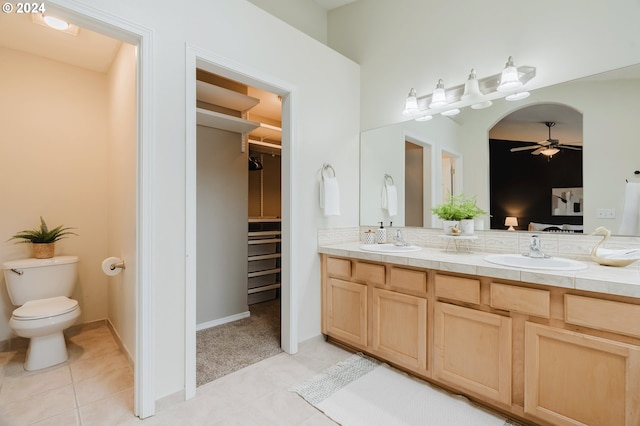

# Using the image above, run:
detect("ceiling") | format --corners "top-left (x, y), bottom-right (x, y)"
top-left (0, 13), bottom-right (122, 73)
top-left (312, 0), bottom-right (359, 10)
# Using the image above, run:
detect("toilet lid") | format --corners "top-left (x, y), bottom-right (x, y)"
top-left (13, 296), bottom-right (78, 319)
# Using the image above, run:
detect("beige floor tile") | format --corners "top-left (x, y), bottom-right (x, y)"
top-left (249, 389), bottom-right (323, 425)
top-left (70, 347), bottom-right (128, 383)
top-left (74, 365), bottom-right (134, 407)
top-left (30, 408), bottom-right (81, 426)
top-left (79, 387), bottom-right (138, 426)
top-left (0, 383), bottom-right (76, 425)
top-left (0, 365), bottom-right (72, 403)
top-left (299, 412), bottom-right (340, 425)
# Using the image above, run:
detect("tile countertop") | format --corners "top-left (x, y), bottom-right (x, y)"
top-left (318, 242), bottom-right (640, 300)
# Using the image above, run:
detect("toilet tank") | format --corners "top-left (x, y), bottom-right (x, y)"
top-left (2, 256), bottom-right (79, 306)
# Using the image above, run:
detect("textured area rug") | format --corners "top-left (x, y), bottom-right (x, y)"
top-left (292, 353), bottom-right (518, 426)
top-left (196, 299), bottom-right (281, 386)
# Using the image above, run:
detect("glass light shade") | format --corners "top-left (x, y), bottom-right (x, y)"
top-left (415, 114), bottom-right (433, 122)
top-left (461, 69), bottom-right (482, 100)
top-left (402, 88), bottom-right (420, 116)
top-left (43, 15), bottom-right (70, 30)
top-left (505, 91), bottom-right (530, 101)
top-left (429, 79), bottom-right (448, 108)
top-left (497, 56), bottom-right (523, 92)
top-left (441, 108), bottom-right (460, 116)
top-left (541, 147), bottom-right (560, 157)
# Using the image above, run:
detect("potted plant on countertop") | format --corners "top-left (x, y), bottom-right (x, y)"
top-left (8, 217), bottom-right (77, 259)
top-left (432, 193), bottom-right (487, 235)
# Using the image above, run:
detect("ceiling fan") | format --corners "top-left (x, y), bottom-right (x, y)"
top-left (510, 121), bottom-right (582, 156)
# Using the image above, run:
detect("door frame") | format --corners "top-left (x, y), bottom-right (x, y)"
top-left (49, 0), bottom-right (155, 418)
top-left (185, 45), bottom-right (297, 399)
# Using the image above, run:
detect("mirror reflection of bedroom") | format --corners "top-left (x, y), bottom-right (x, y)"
top-left (195, 70), bottom-right (282, 386)
top-left (489, 103), bottom-right (583, 233)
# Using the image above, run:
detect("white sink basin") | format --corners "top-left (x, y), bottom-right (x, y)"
top-left (359, 244), bottom-right (422, 253)
top-left (484, 254), bottom-right (588, 271)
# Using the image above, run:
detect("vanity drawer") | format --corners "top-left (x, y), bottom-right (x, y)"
top-left (565, 294), bottom-right (640, 338)
top-left (326, 257), bottom-right (352, 279)
top-left (490, 283), bottom-right (550, 318)
top-left (390, 267), bottom-right (427, 296)
top-left (435, 274), bottom-right (480, 304)
top-left (355, 262), bottom-right (386, 285)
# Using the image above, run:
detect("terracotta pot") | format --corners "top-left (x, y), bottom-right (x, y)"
top-left (33, 243), bottom-right (55, 259)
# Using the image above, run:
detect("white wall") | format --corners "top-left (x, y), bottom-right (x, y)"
top-left (247, 0), bottom-right (328, 44)
top-left (58, 0), bottom-right (360, 399)
top-left (328, 0), bottom-right (640, 130)
top-left (0, 47), bottom-right (110, 340)
top-left (196, 127), bottom-right (248, 324)
top-left (106, 42), bottom-right (137, 359)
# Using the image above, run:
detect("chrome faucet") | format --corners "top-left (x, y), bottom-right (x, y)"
top-left (524, 235), bottom-right (550, 258)
top-left (393, 229), bottom-right (409, 246)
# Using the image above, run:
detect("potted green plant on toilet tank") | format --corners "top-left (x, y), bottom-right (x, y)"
top-left (8, 217), bottom-right (77, 259)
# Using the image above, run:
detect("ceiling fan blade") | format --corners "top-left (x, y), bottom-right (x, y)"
top-left (538, 139), bottom-right (551, 146)
top-left (511, 145), bottom-right (542, 152)
top-left (559, 145), bottom-right (582, 151)
top-left (531, 147), bottom-right (545, 155)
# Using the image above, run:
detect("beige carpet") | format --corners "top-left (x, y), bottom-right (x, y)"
top-left (196, 298), bottom-right (281, 386)
top-left (292, 353), bottom-right (522, 426)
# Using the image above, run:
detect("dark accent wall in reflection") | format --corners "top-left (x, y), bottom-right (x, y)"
top-left (489, 139), bottom-right (583, 231)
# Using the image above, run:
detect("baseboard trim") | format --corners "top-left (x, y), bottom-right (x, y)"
top-left (196, 311), bottom-right (250, 332)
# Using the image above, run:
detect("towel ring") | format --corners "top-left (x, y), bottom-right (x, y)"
top-left (322, 163), bottom-right (336, 180)
top-left (626, 170), bottom-right (640, 182)
top-left (384, 174), bottom-right (394, 186)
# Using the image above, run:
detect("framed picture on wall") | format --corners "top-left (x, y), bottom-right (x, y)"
top-left (552, 187), bottom-right (583, 216)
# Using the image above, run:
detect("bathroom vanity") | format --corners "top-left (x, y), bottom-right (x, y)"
top-left (319, 243), bottom-right (640, 426)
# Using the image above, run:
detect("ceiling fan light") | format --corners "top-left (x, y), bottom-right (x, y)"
top-left (497, 56), bottom-right (523, 92)
top-left (505, 91), bottom-right (530, 101)
top-left (541, 147), bottom-right (560, 157)
top-left (402, 88), bottom-right (420, 116)
top-left (429, 79), bottom-right (448, 108)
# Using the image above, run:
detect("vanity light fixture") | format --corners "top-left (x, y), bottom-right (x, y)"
top-left (402, 88), bottom-right (420, 116)
top-left (497, 56), bottom-right (523, 92)
top-left (429, 79), bottom-right (448, 109)
top-left (402, 56), bottom-right (535, 121)
top-left (504, 216), bottom-right (518, 231)
top-left (461, 69), bottom-right (492, 109)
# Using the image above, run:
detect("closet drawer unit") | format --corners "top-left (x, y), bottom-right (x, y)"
top-left (355, 262), bottom-right (386, 285)
top-left (248, 242), bottom-right (277, 256)
top-left (390, 267), bottom-right (427, 296)
top-left (565, 294), bottom-right (640, 338)
top-left (490, 283), bottom-right (550, 318)
top-left (326, 257), bottom-right (352, 279)
top-left (435, 274), bottom-right (480, 305)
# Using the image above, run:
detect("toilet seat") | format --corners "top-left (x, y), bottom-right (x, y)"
top-left (12, 296), bottom-right (78, 320)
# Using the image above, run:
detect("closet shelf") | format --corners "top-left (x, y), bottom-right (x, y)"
top-left (248, 217), bottom-right (281, 223)
top-left (248, 253), bottom-right (281, 262)
top-left (196, 108), bottom-right (260, 133)
top-left (248, 230), bottom-right (282, 237)
top-left (248, 283), bottom-right (281, 294)
top-left (248, 238), bottom-right (281, 245)
top-left (196, 80), bottom-right (260, 112)
top-left (248, 268), bottom-right (281, 278)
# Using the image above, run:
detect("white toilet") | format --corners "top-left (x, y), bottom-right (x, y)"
top-left (3, 256), bottom-right (81, 371)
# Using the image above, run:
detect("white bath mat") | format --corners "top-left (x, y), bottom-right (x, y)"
top-left (291, 353), bottom-right (520, 426)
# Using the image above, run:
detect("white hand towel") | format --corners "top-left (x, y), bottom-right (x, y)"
top-left (321, 177), bottom-right (341, 216)
top-left (381, 184), bottom-right (398, 217)
top-left (618, 182), bottom-right (640, 235)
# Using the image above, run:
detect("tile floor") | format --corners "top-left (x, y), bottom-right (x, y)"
top-left (0, 322), bottom-right (350, 425)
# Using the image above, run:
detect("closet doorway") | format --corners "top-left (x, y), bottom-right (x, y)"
top-left (194, 69), bottom-right (284, 387)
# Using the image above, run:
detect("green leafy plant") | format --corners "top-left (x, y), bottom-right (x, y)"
top-left (8, 217), bottom-right (77, 244)
top-left (432, 193), bottom-right (487, 221)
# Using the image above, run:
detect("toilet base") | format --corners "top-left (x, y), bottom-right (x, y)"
top-left (24, 331), bottom-right (68, 371)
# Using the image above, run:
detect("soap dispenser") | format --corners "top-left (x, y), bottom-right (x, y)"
top-left (376, 222), bottom-right (387, 244)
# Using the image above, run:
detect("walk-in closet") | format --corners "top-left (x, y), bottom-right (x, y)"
top-left (195, 69), bottom-right (282, 386)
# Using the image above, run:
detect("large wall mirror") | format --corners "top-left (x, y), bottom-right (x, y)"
top-left (360, 63), bottom-right (640, 235)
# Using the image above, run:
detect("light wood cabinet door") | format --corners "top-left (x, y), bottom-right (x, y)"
top-left (325, 278), bottom-right (367, 349)
top-left (525, 322), bottom-right (640, 426)
top-left (434, 302), bottom-right (512, 406)
top-left (372, 288), bottom-right (427, 373)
